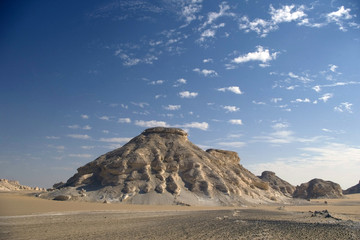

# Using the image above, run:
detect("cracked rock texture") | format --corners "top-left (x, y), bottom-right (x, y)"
top-left (43, 127), bottom-right (288, 206)
top-left (293, 178), bottom-right (343, 199)
top-left (259, 171), bottom-right (296, 197)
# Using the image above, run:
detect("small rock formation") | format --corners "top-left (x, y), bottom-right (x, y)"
top-left (258, 171), bottom-right (295, 197)
top-left (343, 180), bottom-right (360, 194)
top-left (43, 127), bottom-right (288, 206)
top-left (0, 179), bottom-right (45, 192)
top-left (293, 178), bottom-right (343, 199)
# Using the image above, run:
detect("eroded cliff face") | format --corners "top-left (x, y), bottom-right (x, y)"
top-left (44, 128), bottom-right (288, 206)
top-left (259, 171), bottom-right (296, 197)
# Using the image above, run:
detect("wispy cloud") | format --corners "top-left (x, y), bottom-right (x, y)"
top-left (131, 102), bottom-right (150, 108)
top-left (149, 80), bottom-right (164, 85)
top-left (99, 137), bottom-right (132, 143)
top-left (326, 6), bottom-right (355, 31)
top-left (229, 119), bottom-right (243, 125)
top-left (218, 141), bottom-right (246, 149)
top-left (68, 124), bottom-right (80, 129)
top-left (318, 93), bottom-right (333, 103)
top-left (163, 105), bottom-right (181, 110)
top-left (46, 136), bottom-right (60, 140)
top-left (193, 68), bottom-right (218, 77)
top-left (240, 5), bottom-right (307, 37)
top-left (81, 114), bottom-right (89, 119)
top-left (222, 105), bottom-right (240, 112)
top-left (173, 78), bottom-right (187, 87)
top-left (99, 116), bottom-right (110, 121)
top-left (312, 81), bottom-right (360, 92)
top-left (291, 98), bottom-right (311, 103)
top-left (135, 120), bottom-right (169, 128)
top-left (67, 134), bottom-right (91, 140)
top-left (334, 102), bottom-right (353, 113)
top-left (83, 125), bottom-right (92, 130)
top-left (217, 86), bottom-right (243, 95)
top-left (179, 122), bottom-right (209, 131)
top-left (231, 46), bottom-right (278, 67)
top-left (179, 91), bottom-right (198, 98)
top-left (118, 118), bottom-right (131, 123)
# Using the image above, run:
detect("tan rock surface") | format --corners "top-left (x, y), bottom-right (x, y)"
top-left (42, 127), bottom-right (288, 206)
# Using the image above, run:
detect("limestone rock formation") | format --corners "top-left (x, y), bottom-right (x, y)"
top-left (343, 180), bottom-right (360, 194)
top-left (258, 171), bottom-right (295, 197)
top-left (0, 179), bottom-right (45, 191)
top-left (293, 178), bottom-right (343, 199)
top-left (44, 127), bottom-right (288, 206)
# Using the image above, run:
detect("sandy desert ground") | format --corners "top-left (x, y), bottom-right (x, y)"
top-left (1, 191), bottom-right (360, 240)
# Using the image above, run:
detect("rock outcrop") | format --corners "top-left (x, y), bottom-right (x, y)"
top-left (0, 179), bottom-right (45, 191)
top-left (258, 171), bottom-right (295, 197)
top-left (293, 178), bottom-right (343, 199)
top-left (43, 127), bottom-right (288, 206)
top-left (343, 180), bottom-right (360, 194)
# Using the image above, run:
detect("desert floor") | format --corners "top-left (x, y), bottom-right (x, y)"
top-left (1, 192), bottom-right (360, 240)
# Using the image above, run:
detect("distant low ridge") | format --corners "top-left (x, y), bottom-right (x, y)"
top-left (293, 178), bottom-right (343, 199)
top-left (343, 180), bottom-right (360, 195)
top-left (0, 179), bottom-right (45, 192)
top-left (42, 127), bottom-right (288, 206)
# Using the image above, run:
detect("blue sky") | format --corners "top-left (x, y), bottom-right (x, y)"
top-left (1, 0), bottom-right (359, 189)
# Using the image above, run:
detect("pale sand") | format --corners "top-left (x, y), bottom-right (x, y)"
top-left (1, 192), bottom-right (360, 239)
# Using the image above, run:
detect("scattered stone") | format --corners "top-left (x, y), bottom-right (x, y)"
top-left (53, 195), bottom-right (71, 201)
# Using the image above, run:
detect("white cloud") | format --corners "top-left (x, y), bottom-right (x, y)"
top-left (99, 137), bottom-right (132, 143)
top-left (253, 130), bottom-right (324, 145)
top-left (83, 125), bottom-right (92, 130)
top-left (155, 94), bottom-right (167, 99)
top-left (179, 0), bottom-right (203, 25)
top-left (313, 81), bottom-right (360, 93)
top-left (68, 154), bottom-right (92, 158)
top-left (180, 122), bottom-right (209, 131)
top-left (291, 98), bottom-right (311, 103)
top-left (270, 4), bottom-right (306, 24)
top-left (179, 91), bottom-right (198, 98)
top-left (203, 58), bottom-right (213, 63)
top-left (67, 134), bottom-right (91, 140)
top-left (272, 122), bottom-right (289, 130)
top-left (327, 6), bottom-right (353, 31)
top-left (202, 2), bottom-right (232, 28)
top-left (149, 80), bottom-right (164, 85)
top-left (48, 145), bottom-right (65, 151)
top-left (223, 105), bottom-right (240, 112)
top-left (252, 100), bottom-right (266, 105)
top-left (288, 72), bottom-right (311, 83)
top-left (173, 78), bottom-right (187, 87)
top-left (164, 105), bottom-right (181, 110)
top-left (46, 136), bottom-right (60, 140)
top-left (240, 5), bottom-right (307, 37)
top-left (334, 102), bottom-right (353, 113)
top-left (99, 116), bottom-right (110, 121)
top-left (132, 102), bottom-right (149, 108)
top-left (329, 64), bottom-right (338, 72)
top-left (318, 93), bottom-right (333, 103)
top-left (68, 124), bottom-right (80, 129)
top-left (229, 119), bottom-right (243, 125)
top-left (313, 85), bottom-right (321, 92)
top-left (118, 118), bottom-right (131, 123)
top-left (217, 86), bottom-right (243, 95)
top-left (102, 130), bottom-right (109, 134)
top-left (81, 114), bottom-right (89, 119)
top-left (193, 68), bottom-right (218, 77)
top-left (218, 141), bottom-right (246, 149)
top-left (232, 46), bottom-right (278, 66)
top-left (135, 120), bottom-right (169, 128)
top-left (81, 146), bottom-right (94, 150)
top-left (271, 98), bottom-right (282, 103)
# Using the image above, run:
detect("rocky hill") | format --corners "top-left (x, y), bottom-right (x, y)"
top-left (258, 171), bottom-right (295, 197)
top-left (343, 180), bottom-right (360, 194)
top-left (293, 178), bottom-right (343, 199)
top-left (0, 179), bottom-right (45, 191)
top-left (43, 127), bottom-right (288, 206)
